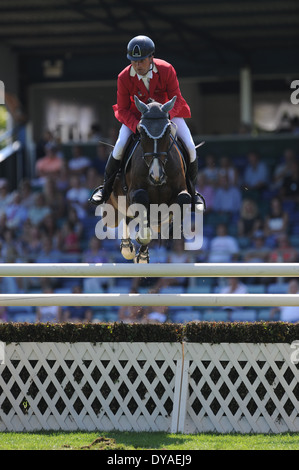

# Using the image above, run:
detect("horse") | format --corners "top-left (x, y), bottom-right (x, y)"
top-left (102, 95), bottom-right (193, 263)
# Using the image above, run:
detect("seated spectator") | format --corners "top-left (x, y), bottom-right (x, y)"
top-left (0, 275), bottom-right (19, 294)
top-left (27, 192), bottom-right (51, 227)
top-left (43, 176), bottom-right (67, 219)
top-left (264, 197), bottom-right (288, 241)
top-left (243, 151), bottom-right (269, 192)
top-left (220, 277), bottom-right (247, 295)
top-left (140, 238), bottom-right (168, 263)
top-left (65, 207), bottom-right (84, 240)
top-left (208, 223), bottom-right (239, 263)
top-left (36, 285), bottom-right (62, 323)
top-left (1, 227), bottom-right (23, 262)
top-left (40, 213), bottom-right (63, 250)
top-left (62, 285), bottom-right (93, 322)
top-left (237, 199), bottom-right (260, 237)
top-left (243, 233), bottom-right (270, 263)
top-left (212, 174), bottom-right (242, 213)
top-left (60, 220), bottom-right (81, 254)
top-left (270, 279), bottom-right (299, 322)
top-left (66, 175), bottom-right (90, 219)
top-left (151, 239), bottom-right (191, 292)
top-left (85, 167), bottom-right (102, 193)
top-left (68, 145), bottom-right (91, 175)
top-left (201, 154), bottom-right (219, 186)
top-left (267, 234), bottom-right (298, 263)
top-left (92, 143), bottom-right (109, 177)
top-left (18, 179), bottom-right (36, 209)
top-left (4, 191), bottom-right (28, 230)
top-left (35, 236), bottom-right (62, 263)
top-left (272, 148), bottom-right (297, 191)
top-left (184, 216), bottom-right (209, 258)
top-left (219, 277), bottom-right (248, 321)
top-left (196, 173), bottom-right (214, 212)
top-left (23, 225), bottom-right (43, 262)
top-left (82, 236), bottom-right (108, 263)
top-left (55, 160), bottom-right (70, 193)
top-left (218, 155), bottom-right (239, 186)
top-left (35, 143), bottom-right (64, 178)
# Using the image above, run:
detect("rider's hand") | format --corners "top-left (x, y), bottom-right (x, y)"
top-left (137, 121), bottom-right (141, 132)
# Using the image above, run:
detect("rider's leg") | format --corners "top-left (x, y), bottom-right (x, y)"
top-left (172, 117), bottom-right (197, 164)
top-left (89, 125), bottom-right (132, 205)
top-left (172, 117), bottom-right (204, 207)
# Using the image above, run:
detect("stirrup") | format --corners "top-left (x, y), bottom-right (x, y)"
top-left (193, 192), bottom-right (206, 211)
top-left (88, 185), bottom-right (106, 206)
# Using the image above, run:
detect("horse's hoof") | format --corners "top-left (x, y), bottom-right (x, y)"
top-left (136, 227), bottom-right (152, 245)
top-left (120, 239), bottom-right (136, 260)
top-left (134, 248), bottom-right (149, 264)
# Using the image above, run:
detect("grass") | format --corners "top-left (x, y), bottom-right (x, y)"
top-left (0, 431), bottom-right (299, 450)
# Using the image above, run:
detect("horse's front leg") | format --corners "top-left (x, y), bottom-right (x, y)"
top-left (120, 218), bottom-right (136, 260)
top-left (130, 189), bottom-right (152, 246)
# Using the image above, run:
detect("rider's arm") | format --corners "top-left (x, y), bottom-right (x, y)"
top-left (163, 63), bottom-right (191, 120)
top-left (113, 75), bottom-right (140, 133)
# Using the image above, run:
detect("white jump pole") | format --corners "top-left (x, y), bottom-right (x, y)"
top-left (0, 293), bottom-right (298, 307)
top-left (0, 263), bottom-right (298, 278)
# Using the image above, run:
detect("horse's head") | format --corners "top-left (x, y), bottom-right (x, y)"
top-left (134, 95), bottom-right (176, 185)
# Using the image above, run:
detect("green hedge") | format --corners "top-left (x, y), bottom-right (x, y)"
top-left (0, 321), bottom-right (298, 343)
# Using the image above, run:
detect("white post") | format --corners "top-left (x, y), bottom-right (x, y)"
top-left (240, 67), bottom-right (252, 127)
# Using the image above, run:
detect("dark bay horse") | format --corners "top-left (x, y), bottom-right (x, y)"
top-left (105, 95), bottom-right (192, 263)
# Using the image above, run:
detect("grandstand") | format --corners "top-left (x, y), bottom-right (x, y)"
top-left (0, 1), bottom-right (298, 324)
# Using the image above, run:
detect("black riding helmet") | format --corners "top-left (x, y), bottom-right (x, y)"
top-left (127, 35), bottom-right (155, 61)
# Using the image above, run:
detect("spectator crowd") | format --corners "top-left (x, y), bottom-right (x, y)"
top-left (0, 130), bottom-right (299, 324)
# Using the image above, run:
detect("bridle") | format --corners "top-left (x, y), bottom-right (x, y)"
top-left (141, 121), bottom-right (178, 172)
top-left (134, 95), bottom-right (182, 185)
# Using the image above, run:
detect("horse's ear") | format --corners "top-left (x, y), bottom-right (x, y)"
top-left (161, 96), bottom-right (177, 114)
top-left (134, 95), bottom-right (149, 114)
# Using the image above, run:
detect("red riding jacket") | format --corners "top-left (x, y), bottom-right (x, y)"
top-left (112, 58), bottom-right (191, 133)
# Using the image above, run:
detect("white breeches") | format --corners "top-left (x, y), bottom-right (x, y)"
top-left (112, 118), bottom-right (196, 162)
top-left (112, 124), bottom-right (133, 160)
top-left (172, 117), bottom-right (197, 162)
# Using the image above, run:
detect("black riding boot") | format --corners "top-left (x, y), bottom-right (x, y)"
top-left (188, 159), bottom-right (206, 210)
top-left (89, 153), bottom-right (121, 206)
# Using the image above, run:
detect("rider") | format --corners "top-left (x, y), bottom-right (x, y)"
top-left (89, 35), bottom-right (202, 206)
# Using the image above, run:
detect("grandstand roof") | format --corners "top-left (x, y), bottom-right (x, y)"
top-left (1, 0), bottom-right (298, 81)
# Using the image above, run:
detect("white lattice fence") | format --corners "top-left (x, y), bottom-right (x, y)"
top-left (0, 342), bottom-right (298, 433)
top-left (180, 343), bottom-right (299, 434)
top-left (0, 342), bottom-right (182, 432)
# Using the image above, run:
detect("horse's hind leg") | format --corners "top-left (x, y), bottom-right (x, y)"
top-left (135, 245), bottom-right (149, 264)
top-left (174, 190), bottom-right (192, 236)
top-left (130, 189), bottom-right (152, 246)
